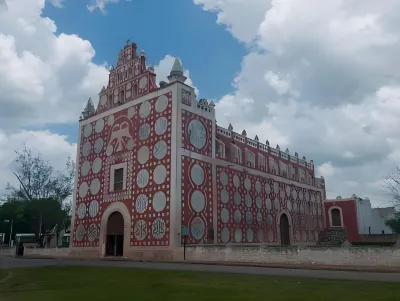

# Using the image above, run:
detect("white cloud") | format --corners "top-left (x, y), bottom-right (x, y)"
top-left (48, 0), bottom-right (64, 8)
top-left (194, 0), bottom-right (400, 206)
top-left (0, 130), bottom-right (76, 198)
top-left (154, 55), bottom-right (199, 96)
top-left (0, 0), bottom-right (109, 130)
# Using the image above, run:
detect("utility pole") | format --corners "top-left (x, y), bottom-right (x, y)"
top-left (8, 219), bottom-right (13, 248)
top-left (39, 212), bottom-right (43, 247)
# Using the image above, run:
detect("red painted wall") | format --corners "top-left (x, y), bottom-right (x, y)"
top-left (324, 200), bottom-right (359, 242)
top-left (216, 166), bottom-right (324, 244)
top-left (73, 92), bottom-right (173, 248)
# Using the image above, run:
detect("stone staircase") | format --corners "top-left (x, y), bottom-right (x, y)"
top-left (317, 228), bottom-right (348, 247)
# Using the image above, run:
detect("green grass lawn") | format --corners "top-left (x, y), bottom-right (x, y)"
top-left (0, 266), bottom-right (399, 301)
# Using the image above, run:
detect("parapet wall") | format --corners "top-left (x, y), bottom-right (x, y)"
top-left (185, 245), bottom-right (400, 267)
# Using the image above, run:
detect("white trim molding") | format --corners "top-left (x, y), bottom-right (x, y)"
top-left (109, 162), bottom-right (128, 192)
top-left (328, 206), bottom-right (344, 228)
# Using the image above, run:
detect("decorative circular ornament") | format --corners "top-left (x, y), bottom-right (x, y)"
top-left (190, 190), bottom-right (205, 213)
top-left (247, 228), bottom-right (254, 243)
top-left (266, 198), bottom-right (272, 210)
top-left (233, 175), bottom-right (240, 188)
top-left (265, 182), bottom-right (271, 194)
top-left (155, 117), bottom-right (168, 136)
top-left (219, 171), bottom-right (228, 186)
top-left (255, 181), bottom-right (262, 193)
top-left (78, 182), bottom-right (88, 198)
top-left (106, 145), bottom-right (113, 157)
top-left (188, 119), bottom-right (207, 149)
top-left (256, 196), bottom-right (262, 209)
top-left (267, 214), bottom-right (273, 225)
top-left (287, 201), bottom-right (293, 211)
top-left (95, 119), bottom-right (104, 133)
top-left (153, 191), bottom-right (167, 212)
top-left (234, 228), bottom-right (242, 243)
top-left (127, 106), bottom-right (136, 119)
top-left (257, 212), bottom-right (263, 224)
top-left (244, 177), bottom-right (251, 190)
top-left (89, 200), bottom-right (99, 218)
top-left (152, 218), bottom-right (166, 239)
top-left (268, 230), bottom-right (274, 242)
top-left (126, 139), bottom-right (135, 151)
top-left (137, 146), bottom-right (150, 164)
top-left (139, 101), bottom-right (151, 118)
top-left (136, 169), bottom-right (149, 188)
top-left (107, 114), bottom-right (115, 126)
top-left (77, 203), bottom-right (86, 219)
top-left (134, 220), bottom-right (147, 241)
top-left (75, 224), bottom-right (85, 241)
top-left (273, 181), bottom-right (279, 194)
top-left (94, 138), bottom-right (103, 154)
top-left (135, 194), bottom-right (149, 214)
top-left (81, 161), bottom-right (91, 177)
top-left (88, 224), bottom-right (99, 242)
top-left (155, 95), bottom-right (169, 113)
top-left (221, 208), bottom-right (229, 223)
top-left (246, 211), bottom-right (253, 224)
top-left (274, 198), bottom-right (280, 210)
top-left (257, 229), bottom-right (264, 242)
top-left (234, 192), bottom-right (241, 206)
top-left (286, 185), bottom-right (291, 197)
top-left (92, 157), bottom-right (102, 174)
top-left (245, 194), bottom-right (252, 208)
top-left (90, 178), bottom-right (101, 195)
top-left (292, 189), bottom-right (298, 200)
top-left (83, 124), bottom-right (92, 138)
top-left (190, 164), bottom-right (204, 186)
top-left (191, 217), bottom-right (205, 240)
top-left (234, 209), bottom-right (242, 223)
top-left (154, 140), bottom-right (167, 160)
top-left (221, 227), bottom-right (230, 243)
top-left (139, 76), bottom-right (148, 89)
top-left (82, 141), bottom-right (91, 157)
top-left (220, 189), bottom-right (229, 204)
top-left (153, 164), bottom-right (167, 185)
top-left (139, 123), bottom-right (151, 141)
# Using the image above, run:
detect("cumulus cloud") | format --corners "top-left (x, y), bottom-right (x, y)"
top-left (48, 0), bottom-right (64, 8)
top-left (0, 130), bottom-right (77, 198)
top-left (194, 0), bottom-right (400, 205)
top-left (0, 0), bottom-right (109, 130)
top-left (0, 0), bottom-right (106, 196)
top-left (154, 55), bottom-right (199, 96)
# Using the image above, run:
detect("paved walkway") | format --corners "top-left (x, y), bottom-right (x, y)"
top-left (1, 256), bottom-right (400, 282)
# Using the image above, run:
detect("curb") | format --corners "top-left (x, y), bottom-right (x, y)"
top-left (15, 255), bottom-right (400, 274)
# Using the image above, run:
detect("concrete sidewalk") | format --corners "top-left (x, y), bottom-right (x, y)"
top-left (13, 254), bottom-right (400, 274)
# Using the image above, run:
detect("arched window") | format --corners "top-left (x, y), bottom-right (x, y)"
top-left (231, 144), bottom-right (242, 164)
top-left (330, 207), bottom-right (343, 227)
top-left (216, 139), bottom-right (225, 158)
top-left (246, 150), bottom-right (255, 168)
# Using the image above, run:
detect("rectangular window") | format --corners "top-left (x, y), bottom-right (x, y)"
top-left (114, 168), bottom-right (124, 191)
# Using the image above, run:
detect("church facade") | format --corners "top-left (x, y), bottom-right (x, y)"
top-left (70, 41), bottom-right (327, 259)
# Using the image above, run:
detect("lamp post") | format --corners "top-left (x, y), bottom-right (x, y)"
top-left (3, 219), bottom-right (14, 247)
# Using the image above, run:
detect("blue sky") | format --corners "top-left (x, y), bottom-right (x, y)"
top-left (41, 0), bottom-right (245, 142)
top-left (3, 0), bottom-right (400, 203)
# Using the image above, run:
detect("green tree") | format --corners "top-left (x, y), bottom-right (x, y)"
top-left (386, 212), bottom-right (400, 234)
top-left (1, 146), bottom-right (75, 246)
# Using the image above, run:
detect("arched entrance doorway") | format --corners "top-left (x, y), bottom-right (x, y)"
top-left (280, 214), bottom-right (290, 246)
top-left (331, 208), bottom-right (342, 227)
top-left (106, 212), bottom-right (124, 256)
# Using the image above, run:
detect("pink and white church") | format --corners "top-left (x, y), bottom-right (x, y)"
top-left (70, 41), bottom-right (327, 259)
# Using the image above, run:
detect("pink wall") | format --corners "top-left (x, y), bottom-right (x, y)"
top-left (324, 200), bottom-right (359, 242)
